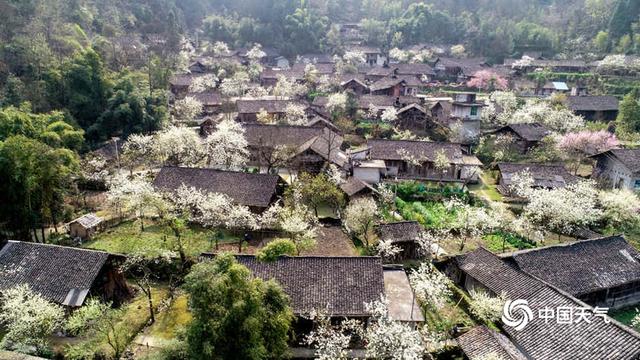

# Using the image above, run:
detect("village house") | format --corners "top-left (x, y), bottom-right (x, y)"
top-left (447, 247), bottom-right (640, 359)
top-left (190, 91), bottom-right (223, 115)
top-left (489, 123), bottom-right (550, 154)
top-left (393, 103), bottom-right (449, 141)
top-left (505, 58), bottom-right (592, 74)
top-left (457, 325), bottom-right (528, 360)
top-left (259, 68), bottom-right (305, 87)
top-left (496, 162), bottom-right (580, 195)
top-left (450, 92), bottom-right (485, 142)
top-left (451, 92), bottom-right (485, 121)
top-left (68, 213), bottom-right (104, 241)
top-left (242, 124), bottom-right (348, 176)
top-left (153, 167), bottom-right (282, 212)
top-left (338, 74), bottom-right (369, 95)
top-left (433, 57), bottom-right (489, 81)
top-left (360, 139), bottom-right (482, 183)
top-left (502, 235), bottom-right (640, 309)
top-left (369, 75), bottom-right (423, 96)
top-left (236, 99), bottom-right (303, 123)
top-left (339, 177), bottom-right (377, 199)
top-left (198, 255), bottom-right (423, 333)
top-left (0, 241), bottom-right (131, 307)
top-left (352, 45), bottom-right (386, 66)
top-left (169, 74), bottom-right (197, 98)
top-left (536, 81), bottom-right (569, 97)
top-left (591, 148), bottom-right (640, 190)
top-left (296, 53), bottom-right (335, 65)
top-left (377, 221), bottom-right (424, 261)
top-left (566, 95), bottom-right (619, 121)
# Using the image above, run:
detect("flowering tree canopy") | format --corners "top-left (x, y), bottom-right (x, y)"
top-left (173, 96), bottom-right (203, 122)
top-left (467, 70), bottom-right (508, 90)
top-left (557, 130), bottom-right (619, 157)
top-left (204, 118), bottom-right (249, 170)
top-left (409, 262), bottom-right (452, 309)
top-left (0, 284), bottom-right (65, 352)
top-left (343, 197), bottom-right (379, 248)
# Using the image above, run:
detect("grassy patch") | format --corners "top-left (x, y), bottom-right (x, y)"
top-left (147, 293), bottom-right (192, 340)
top-left (610, 306), bottom-right (639, 326)
top-left (395, 199), bottom-right (457, 229)
top-left (482, 232), bottom-right (534, 253)
top-left (84, 219), bottom-right (239, 256)
top-left (468, 171), bottom-right (503, 203)
top-left (58, 285), bottom-right (171, 359)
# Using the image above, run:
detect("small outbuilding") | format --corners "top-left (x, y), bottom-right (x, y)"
top-left (68, 213), bottom-right (104, 241)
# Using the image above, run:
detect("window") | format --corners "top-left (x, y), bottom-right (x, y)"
top-left (470, 106), bottom-right (478, 116)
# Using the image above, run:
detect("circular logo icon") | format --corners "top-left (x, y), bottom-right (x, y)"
top-left (502, 299), bottom-right (533, 331)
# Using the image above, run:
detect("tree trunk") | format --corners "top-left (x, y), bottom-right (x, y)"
top-left (41, 227), bottom-right (46, 244)
top-left (146, 288), bottom-right (155, 324)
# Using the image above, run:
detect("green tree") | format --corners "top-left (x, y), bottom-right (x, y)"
top-left (0, 135), bottom-right (78, 241)
top-left (256, 239), bottom-right (297, 262)
top-left (617, 91), bottom-right (640, 133)
top-left (292, 172), bottom-right (346, 217)
top-left (184, 253), bottom-right (293, 360)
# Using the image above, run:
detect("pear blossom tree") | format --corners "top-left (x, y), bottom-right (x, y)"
top-left (511, 55), bottom-right (534, 69)
top-left (481, 91), bottom-right (519, 124)
top-left (434, 149), bottom-right (451, 184)
top-left (409, 262), bottom-right (453, 309)
top-left (510, 100), bottom-right (585, 133)
top-left (106, 175), bottom-right (164, 231)
top-left (220, 71), bottom-right (250, 97)
top-left (598, 189), bottom-right (640, 231)
top-left (344, 197), bottom-right (379, 249)
top-left (467, 70), bottom-right (508, 91)
top-left (188, 73), bottom-right (218, 93)
top-left (336, 51), bottom-right (365, 74)
top-left (247, 86), bottom-right (270, 98)
top-left (173, 96), bottom-right (203, 123)
top-left (278, 204), bottom-right (318, 255)
top-left (521, 180), bottom-right (603, 236)
top-left (211, 41), bottom-right (230, 56)
top-left (153, 126), bottom-right (205, 166)
top-left (450, 44), bottom-right (466, 57)
top-left (256, 108), bottom-right (273, 124)
top-left (122, 133), bottom-right (155, 171)
top-left (325, 92), bottom-right (348, 118)
top-left (204, 118), bottom-right (249, 170)
top-left (304, 63), bottom-right (319, 85)
top-left (273, 74), bottom-right (307, 100)
top-left (0, 284), bottom-right (65, 352)
top-left (376, 238), bottom-right (402, 261)
top-left (284, 103), bottom-right (308, 125)
top-left (364, 298), bottom-right (426, 360)
top-left (468, 290), bottom-right (508, 324)
top-left (304, 310), bottom-right (364, 360)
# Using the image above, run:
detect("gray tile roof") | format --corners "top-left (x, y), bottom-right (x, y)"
top-left (457, 326), bottom-right (528, 360)
top-left (505, 236), bottom-right (640, 296)
top-left (378, 221), bottom-right (422, 243)
top-left (497, 162), bottom-right (580, 189)
top-left (567, 96), bottom-right (619, 112)
top-left (71, 213), bottom-right (103, 229)
top-left (190, 91), bottom-right (222, 106)
top-left (604, 149), bottom-right (640, 173)
top-left (210, 255), bottom-right (385, 316)
top-left (0, 241), bottom-right (112, 306)
top-left (494, 123), bottom-right (550, 142)
top-left (456, 248), bottom-right (640, 360)
top-left (153, 167), bottom-right (279, 208)
top-left (367, 139), bottom-right (464, 163)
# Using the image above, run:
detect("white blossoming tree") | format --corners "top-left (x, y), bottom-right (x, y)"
top-left (107, 175), bottom-right (165, 231)
top-left (304, 310), bottom-right (364, 360)
top-left (409, 262), bottom-right (453, 309)
top-left (220, 71), bottom-right (250, 97)
top-left (283, 103), bottom-right (308, 125)
top-left (598, 189), bottom-right (640, 231)
top-left (0, 284), bottom-right (65, 352)
top-left (273, 74), bottom-right (307, 99)
top-left (376, 238), bottom-right (402, 261)
top-left (173, 96), bottom-right (203, 123)
top-left (188, 73), bottom-right (218, 93)
top-left (325, 92), bottom-right (348, 117)
top-left (153, 126), bottom-right (204, 166)
top-left (364, 297), bottom-right (426, 360)
top-left (204, 118), bottom-right (249, 170)
top-left (510, 100), bottom-right (585, 133)
top-left (279, 204), bottom-right (317, 255)
top-left (211, 41), bottom-right (230, 56)
top-left (468, 290), bottom-right (507, 324)
top-left (343, 197), bottom-right (379, 249)
top-left (122, 133), bottom-right (155, 171)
